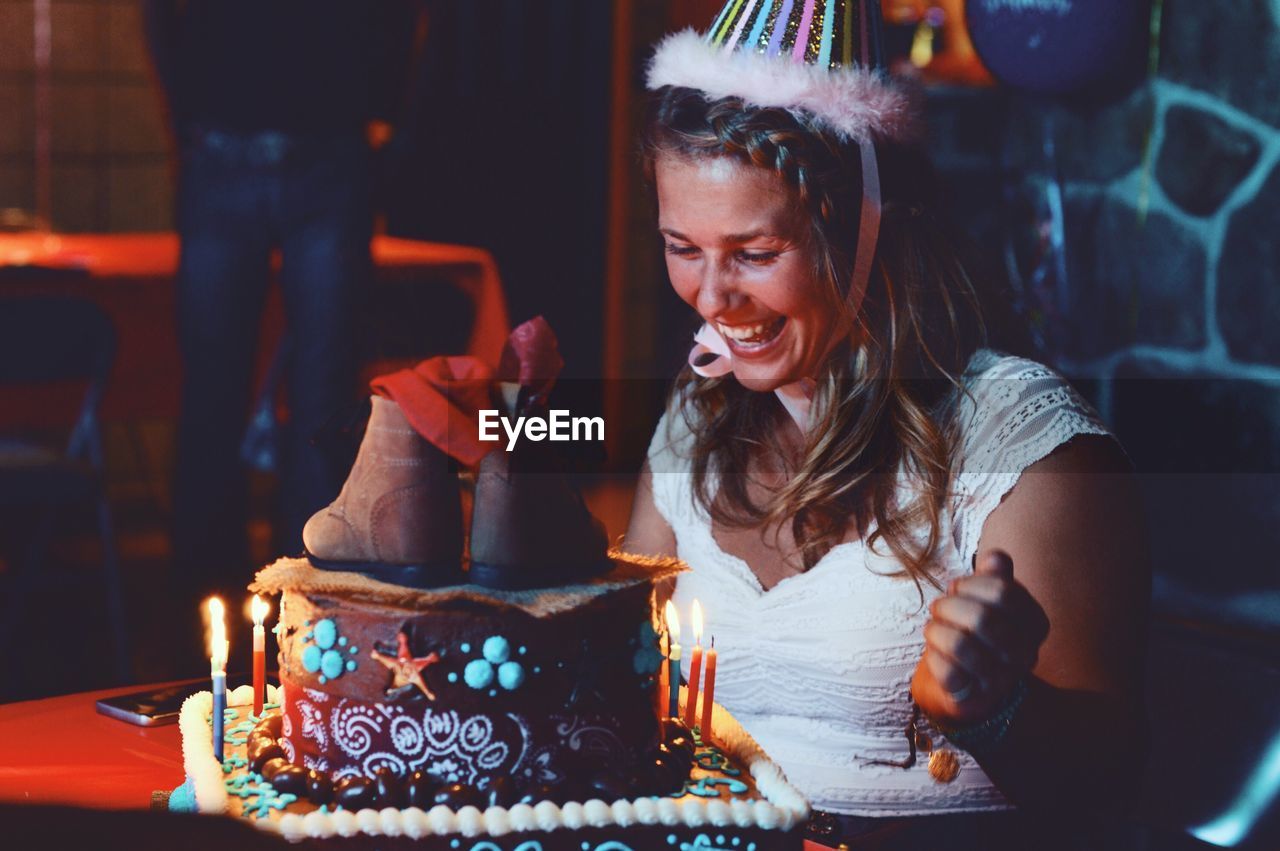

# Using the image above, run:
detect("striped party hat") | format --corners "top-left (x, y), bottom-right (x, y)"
top-left (647, 0), bottom-right (917, 144)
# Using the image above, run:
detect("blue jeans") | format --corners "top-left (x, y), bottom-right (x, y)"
top-left (172, 128), bottom-right (372, 594)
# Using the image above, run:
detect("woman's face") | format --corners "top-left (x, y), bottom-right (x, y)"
top-left (656, 154), bottom-right (845, 392)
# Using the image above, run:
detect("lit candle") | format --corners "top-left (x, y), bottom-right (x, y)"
top-left (664, 601), bottom-right (681, 719)
top-left (699, 636), bottom-right (717, 742)
top-left (251, 595), bottom-right (269, 716)
top-left (656, 621), bottom-right (669, 718)
top-left (208, 597), bottom-right (229, 762)
top-left (683, 600), bottom-right (704, 728)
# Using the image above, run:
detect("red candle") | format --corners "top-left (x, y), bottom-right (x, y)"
top-left (251, 595), bottom-right (269, 716)
top-left (683, 601), bottom-right (704, 728)
top-left (656, 624), bottom-right (669, 718)
top-left (699, 637), bottom-right (717, 742)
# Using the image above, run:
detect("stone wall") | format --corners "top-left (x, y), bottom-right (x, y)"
top-left (0, 0), bottom-right (171, 231)
top-left (927, 0), bottom-right (1280, 629)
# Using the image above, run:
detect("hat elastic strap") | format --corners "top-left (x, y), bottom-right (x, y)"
top-left (850, 138), bottom-right (881, 311)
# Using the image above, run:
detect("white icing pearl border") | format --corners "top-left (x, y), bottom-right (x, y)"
top-left (180, 685), bottom-right (809, 843)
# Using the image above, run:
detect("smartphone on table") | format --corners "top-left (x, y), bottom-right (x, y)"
top-left (95, 673), bottom-right (256, 726)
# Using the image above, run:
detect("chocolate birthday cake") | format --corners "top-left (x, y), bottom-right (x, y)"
top-left (172, 556), bottom-right (809, 849)
top-left (169, 319), bottom-right (806, 846)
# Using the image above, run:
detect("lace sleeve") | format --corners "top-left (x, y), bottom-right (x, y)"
top-left (645, 394), bottom-right (698, 531)
top-left (951, 352), bottom-right (1114, 569)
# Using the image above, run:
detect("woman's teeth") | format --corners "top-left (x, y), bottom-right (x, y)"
top-left (718, 318), bottom-right (785, 347)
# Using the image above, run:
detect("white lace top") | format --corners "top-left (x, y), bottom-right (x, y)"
top-left (646, 350), bottom-right (1112, 817)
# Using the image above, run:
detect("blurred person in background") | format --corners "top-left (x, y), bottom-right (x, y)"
top-left (143, 1), bottom-right (427, 617)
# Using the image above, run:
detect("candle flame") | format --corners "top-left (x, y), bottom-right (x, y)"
top-left (692, 600), bottom-right (703, 644)
top-left (207, 596), bottom-right (228, 672)
top-left (664, 600), bottom-right (680, 641)
top-left (251, 594), bottom-right (269, 626)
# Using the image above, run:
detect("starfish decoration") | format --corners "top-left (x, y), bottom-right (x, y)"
top-left (370, 631), bottom-right (440, 700)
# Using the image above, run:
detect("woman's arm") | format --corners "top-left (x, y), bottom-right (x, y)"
top-left (913, 434), bottom-right (1150, 814)
top-left (624, 461), bottom-right (678, 558)
top-left (625, 461), bottom-right (680, 606)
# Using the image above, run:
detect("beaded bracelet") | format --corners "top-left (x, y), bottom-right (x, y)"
top-left (931, 677), bottom-right (1030, 755)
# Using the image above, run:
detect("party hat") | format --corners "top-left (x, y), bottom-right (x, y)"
top-left (647, 0), bottom-right (916, 144)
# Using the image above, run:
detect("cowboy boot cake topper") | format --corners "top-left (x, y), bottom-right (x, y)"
top-left (304, 318), bottom-right (609, 591)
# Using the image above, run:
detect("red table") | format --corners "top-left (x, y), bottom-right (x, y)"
top-left (0, 683), bottom-right (184, 810)
top-left (0, 232), bottom-right (511, 424)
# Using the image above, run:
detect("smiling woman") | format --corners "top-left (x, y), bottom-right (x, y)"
top-left (642, 88), bottom-right (987, 583)
top-left (622, 2), bottom-right (1150, 847)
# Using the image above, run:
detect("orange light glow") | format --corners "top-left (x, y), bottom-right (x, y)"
top-left (665, 600), bottom-right (681, 642)
top-left (207, 597), bottom-right (228, 673)
top-left (251, 594), bottom-right (269, 628)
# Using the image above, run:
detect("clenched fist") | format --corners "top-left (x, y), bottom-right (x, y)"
top-left (912, 549), bottom-right (1050, 727)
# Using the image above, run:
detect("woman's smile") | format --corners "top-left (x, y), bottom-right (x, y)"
top-left (717, 316), bottom-right (787, 355)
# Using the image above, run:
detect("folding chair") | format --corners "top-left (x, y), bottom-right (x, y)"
top-left (0, 295), bottom-right (130, 694)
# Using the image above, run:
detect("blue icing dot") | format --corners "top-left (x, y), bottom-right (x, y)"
top-left (581, 843), bottom-right (590, 850)
top-left (666, 835), bottom-right (677, 846)
top-left (450, 840), bottom-right (460, 849)
top-left (301, 644), bottom-right (322, 673)
top-left (313, 618), bottom-right (338, 650)
top-left (533, 666), bottom-right (541, 674)
top-left (320, 649), bottom-right (345, 679)
top-left (345, 660), bottom-right (357, 672)
top-left (349, 647), bottom-right (358, 654)
top-left (497, 661), bottom-right (525, 690)
top-left (459, 642), bottom-right (471, 653)
top-left (482, 636), bottom-right (510, 665)
top-left (168, 778), bottom-right (197, 813)
top-left (447, 672), bottom-right (458, 683)
top-left (318, 675), bottom-right (327, 684)
top-left (717, 836), bottom-right (726, 846)
top-left (518, 646), bottom-right (527, 655)
top-left (303, 619), bottom-right (311, 627)
top-left (488, 689), bottom-right (497, 697)
top-left (463, 659), bottom-right (494, 689)
top-left (338, 635), bottom-right (347, 646)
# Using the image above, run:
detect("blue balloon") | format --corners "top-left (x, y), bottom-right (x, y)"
top-left (965, 0), bottom-right (1149, 95)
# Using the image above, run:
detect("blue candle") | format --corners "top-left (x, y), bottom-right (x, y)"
top-left (212, 670), bottom-right (226, 761)
top-left (664, 601), bottom-right (682, 719)
top-left (668, 641), bottom-right (682, 719)
top-left (207, 597), bottom-right (229, 763)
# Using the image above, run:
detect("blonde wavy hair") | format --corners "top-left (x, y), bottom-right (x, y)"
top-left (643, 87), bottom-right (989, 589)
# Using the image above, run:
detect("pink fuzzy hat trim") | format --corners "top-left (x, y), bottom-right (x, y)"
top-left (647, 29), bottom-right (919, 144)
